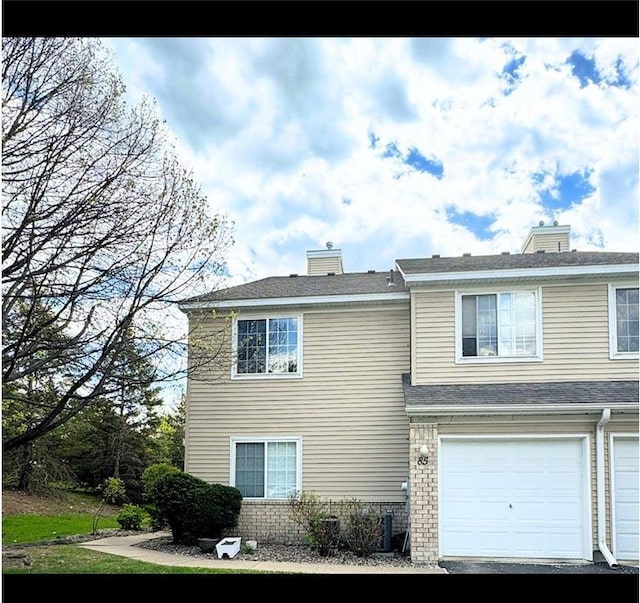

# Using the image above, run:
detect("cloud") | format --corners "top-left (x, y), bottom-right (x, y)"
top-left (102, 36), bottom-right (638, 289)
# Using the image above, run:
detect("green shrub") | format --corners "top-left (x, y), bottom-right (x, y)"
top-left (308, 514), bottom-right (340, 556)
top-left (100, 477), bottom-right (127, 505)
top-left (288, 491), bottom-right (340, 556)
top-left (340, 499), bottom-right (384, 557)
top-left (142, 503), bottom-right (166, 532)
top-left (92, 477), bottom-right (127, 534)
top-left (150, 471), bottom-right (242, 545)
top-left (142, 463), bottom-right (181, 500)
top-left (116, 504), bottom-right (145, 531)
top-left (141, 464), bottom-right (181, 530)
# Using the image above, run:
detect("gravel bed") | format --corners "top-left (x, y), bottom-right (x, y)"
top-left (136, 535), bottom-right (426, 568)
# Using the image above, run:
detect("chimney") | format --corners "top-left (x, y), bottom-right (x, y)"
top-left (521, 221), bottom-right (571, 254)
top-left (306, 241), bottom-right (344, 276)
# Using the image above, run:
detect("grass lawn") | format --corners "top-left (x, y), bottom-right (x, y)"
top-left (2, 545), bottom-right (259, 574)
top-left (2, 489), bottom-right (275, 574)
top-left (3, 514), bottom-right (120, 545)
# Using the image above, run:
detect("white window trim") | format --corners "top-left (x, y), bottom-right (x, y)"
top-left (231, 313), bottom-right (304, 379)
top-left (229, 436), bottom-right (303, 500)
top-left (454, 287), bottom-right (543, 364)
top-left (608, 283), bottom-right (639, 360)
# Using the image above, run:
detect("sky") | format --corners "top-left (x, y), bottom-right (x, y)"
top-left (100, 37), bottom-right (639, 292)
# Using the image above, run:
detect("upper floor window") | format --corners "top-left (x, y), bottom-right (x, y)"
top-left (233, 316), bottom-right (302, 377)
top-left (457, 290), bottom-right (541, 362)
top-left (230, 437), bottom-right (301, 499)
top-left (609, 285), bottom-right (639, 359)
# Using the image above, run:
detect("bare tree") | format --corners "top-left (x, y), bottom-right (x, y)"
top-left (2, 37), bottom-right (234, 453)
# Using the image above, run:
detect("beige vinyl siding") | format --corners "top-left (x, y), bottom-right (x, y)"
top-left (522, 232), bottom-right (570, 253)
top-left (412, 290), bottom-right (454, 385)
top-left (307, 256), bottom-right (343, 276)
top-left (413, 282), bottom-right (639, 384)
top-left (185, 303), bottom-right (411, 502)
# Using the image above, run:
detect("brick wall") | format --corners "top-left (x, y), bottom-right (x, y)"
top-left (223, 500), bottom-right (409, 548)
top-left (409, 422), bottom-right (438, 563)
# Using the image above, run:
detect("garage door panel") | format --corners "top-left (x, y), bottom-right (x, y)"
top-left (547, 502), bottom-right (584, 521)
top-left (617, 535), bottom-right (638, 559)
top-left (511, 528), bottom-right (582, 557)
top-left (457, 530), bottom-right (511, 556)
top-left (513, 531), bottom-right (545, 556)
top-left (616, 472), bottom-right (638, 495)
top-left (550, 473), bottom-right (582, 489)
top-left (613, 437), bottom-right (639, 561)
top-left (440, 438), bottom-right (589, 560)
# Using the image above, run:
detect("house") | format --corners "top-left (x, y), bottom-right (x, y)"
top-left (178, 222), bottom-right (639, 566)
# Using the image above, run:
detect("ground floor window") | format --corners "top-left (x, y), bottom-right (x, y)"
top-left (230, 437), bottom-right (301, 499)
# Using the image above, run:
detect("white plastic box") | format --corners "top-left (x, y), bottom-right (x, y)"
top-left (215, 537), bottom-right (241, 559)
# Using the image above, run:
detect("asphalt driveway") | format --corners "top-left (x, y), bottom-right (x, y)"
top-left (439, 560), bottom-right (639, 574)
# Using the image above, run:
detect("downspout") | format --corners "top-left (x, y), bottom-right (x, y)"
top-left (596, 408), bottom-right (618, 568)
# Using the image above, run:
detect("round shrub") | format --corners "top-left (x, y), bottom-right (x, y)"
top-left (142, 463), bottom-right (181, 531)
top-left (116, 504), bottom-right (145, 531)
top-left (142, 463), bottom-right (181, 500)
top-left (151, 471), bottom-right (242, 545)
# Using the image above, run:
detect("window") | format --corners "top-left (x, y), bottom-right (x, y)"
top-left (457, 290), bottom-right (541, 361)
top-left (230, 438), bottom-right (301, 499)
top-left (234, 316), bottom-right (301, 377)
top-left (610, 285), bottom-right (639, 358)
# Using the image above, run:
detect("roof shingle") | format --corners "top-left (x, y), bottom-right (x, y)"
top-left (182, 270), bottom-right (406, 303)
top-left (182, 250), bottom-right (638, 305)
top-left (396, 251), bottom-right (639, 275)
top-left (402, 374), bottom-right (639, 407)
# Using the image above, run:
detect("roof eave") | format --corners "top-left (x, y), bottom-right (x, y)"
top-left (405, 402), bottom-right (638, 416)
top-left (399, 264), bottom-right (638, 285)
top-left (179, 291), bottom-right (410, 312)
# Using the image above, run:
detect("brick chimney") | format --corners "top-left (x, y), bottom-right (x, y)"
top-left (306, 242), bottom-right (344, 275)
top-left (521, 221), bottom-right (571, 254)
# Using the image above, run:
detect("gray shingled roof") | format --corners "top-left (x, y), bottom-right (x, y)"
top-left (182, 250), bottom-right (638, 305)
top-left (402, 373), bottom-right (639, 408)
top-left (182, 270), bottom-right (406, 303)
top-left (396, 251), bottom-right (639, 274)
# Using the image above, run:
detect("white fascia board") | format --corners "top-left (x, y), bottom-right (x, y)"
top-left (395, 262), bottom-right (408, 281)
top-left (402, 264), bottom-right (637, 284)
top-left (179, 291), bottom-right (410, 311)
top-left (306, 249), bottom-right (342, 258)
top-left (406, 402), bottom-right (638, 416)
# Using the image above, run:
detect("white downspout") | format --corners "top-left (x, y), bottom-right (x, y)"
top-left (596, 408), bottom-right (618, 568)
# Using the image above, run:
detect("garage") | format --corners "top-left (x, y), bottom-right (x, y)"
top-left (439, 436), bottom-right (591, 560)
top-left (611, 435), bottom-right (639, 561)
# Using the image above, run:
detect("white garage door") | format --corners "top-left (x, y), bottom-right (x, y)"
top-left (440, 437), bottom-right (590, 560)
top-left (612, 436), bottom-right (639, 561)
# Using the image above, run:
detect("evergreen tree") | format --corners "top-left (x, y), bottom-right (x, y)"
top-left (59, 331), bottom-right (166, 501)
top-left (151, 395), bottom-right (186, 470)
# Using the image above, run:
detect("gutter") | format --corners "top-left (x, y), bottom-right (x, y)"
top-left (596, 408), bottom-right (618, 568)
top-left (405, 402), bottom-right (635, 416)
top-left (178, 291), bottom-right (410, 311)
top-left (397, 263), bottom-right (637, 285)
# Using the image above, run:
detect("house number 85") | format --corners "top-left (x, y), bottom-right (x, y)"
top-left (417, 455), bottom-right (429, 465)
